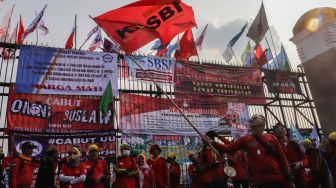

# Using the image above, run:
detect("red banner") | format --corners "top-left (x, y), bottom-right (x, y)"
top-left (174, 62), bottom-right (266, 104)
top-left (6, 85), bottom-right (114, 134)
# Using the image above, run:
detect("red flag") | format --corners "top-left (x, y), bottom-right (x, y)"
top-left (93, 0), bottom-right (196, 53)
top-left (156, 46), bottom-right (168, 56)
top-left (254, 44), bottom-right (266, 67)
top-left (17, 15), bottom-right (24, 44)
top-left (65, 17), bottom-right (76, 49)
top-left (174, 29), bottom-right (197, 60)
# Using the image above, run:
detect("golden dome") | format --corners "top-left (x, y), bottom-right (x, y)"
top-left (293, 7), bottom-right (336, 35)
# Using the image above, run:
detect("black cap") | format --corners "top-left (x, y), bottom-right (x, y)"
top-left (205, 130), bottom-right (218, 140)
top-left (21, 142), bottom-right (37, 149)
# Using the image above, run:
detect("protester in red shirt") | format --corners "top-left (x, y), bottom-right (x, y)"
top-left (167, 152), bottom-right (180, 188)
top-left (273, 122), bottom-right (309, 188)
top-left (85, 144), bottom-right (109, 188)
top-left (114, 143), bottom-right (137, 188)
top-left (198, 131), bottom-right (227, 188)
top-left (218, 136), bottom-right (249, 188)
top-left (206, 114), bottom-right (295, 188)
top-left (59, 147), bottom-right (87, 188)
top-left (187, 152), bottom-right (202, 188)
top-left (147, 144), bottom-right (168, 188)
top-left (137, 154), bottom-right (154, 188)
top-left (10, 141), bottom-right (37, 188)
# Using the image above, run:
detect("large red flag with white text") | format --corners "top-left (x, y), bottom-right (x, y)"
top-left (93, 0), bottom-right (196, 53)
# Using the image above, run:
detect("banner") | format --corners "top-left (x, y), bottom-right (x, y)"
top-left (174, 62), bottom-right (266, 104)
top-left (6, 85), bottom-right (114, 133)
top-left (15, 45), bottom-right (119, 96)
top-left (120, 93), bottom-right (249, 136)
top-left (123, 134), bottom-right (201, 163)
top-left (264, 70), bottom-right (303, 94)
top-left (11, 132), bottom-right (116, 158)
top-left (124, 55), bottom-right (175, 83)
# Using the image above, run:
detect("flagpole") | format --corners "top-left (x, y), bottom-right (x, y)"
top-left (74, 14), bottom-right (77, 49)
top-left (232, 50), bottom-right (239, 66)
top-left (36, 27), bottom-right (38, 45)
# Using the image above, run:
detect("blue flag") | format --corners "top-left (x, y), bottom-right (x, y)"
top-left (289, 124), bottom-right (304, 144)
top-left (228, 23), bottom-right (247, 47)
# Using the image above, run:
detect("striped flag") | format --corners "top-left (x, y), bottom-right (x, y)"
top-left (22, 5), bottom-right (47, 41)
top-left (88, 28), bottom-right (103, 51)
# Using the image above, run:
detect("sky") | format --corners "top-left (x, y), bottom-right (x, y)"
top-left (0, 0), bottom-right (335, 67)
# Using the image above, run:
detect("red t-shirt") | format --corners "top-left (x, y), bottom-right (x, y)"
top-left (86, 159), bottom-right (109, 188)
top-left (229, 151), bottom-right (248, 181)
top-left (60, 162), bottom-right (87, 188)
top-left (114, 156), bottom-right (137, 188)
top-left (280, 140), bottom-right (308, 186)
top-left (214, 134), bottom-right (289, 185)
top-left (147, 156), bottom-right (168, 188)
top-left (10, 157), bottom-right (34, 188)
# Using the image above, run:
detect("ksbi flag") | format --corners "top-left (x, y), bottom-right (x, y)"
top-left (15, 45), bottom-right (119, 97)
top-left (93, 0), bottom-right (196, 53)
top-left (174, 62), bottom-right (266, 104)
top-left (6, 85), bottom-right (114, 134)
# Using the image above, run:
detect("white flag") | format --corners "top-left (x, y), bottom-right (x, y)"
top-left (223, 46), bottom-right (234, 62)
top-left (0, 5), bottom-right (14, 42)
top-left (88, 29), bottom-right (103, 51)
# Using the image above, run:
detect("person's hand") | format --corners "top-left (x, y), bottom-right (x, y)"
top-left (292, 162), bottom-right (303, 170)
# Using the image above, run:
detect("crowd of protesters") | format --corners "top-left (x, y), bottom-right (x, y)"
top-left (2, 114), bottom-right (336, 188)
